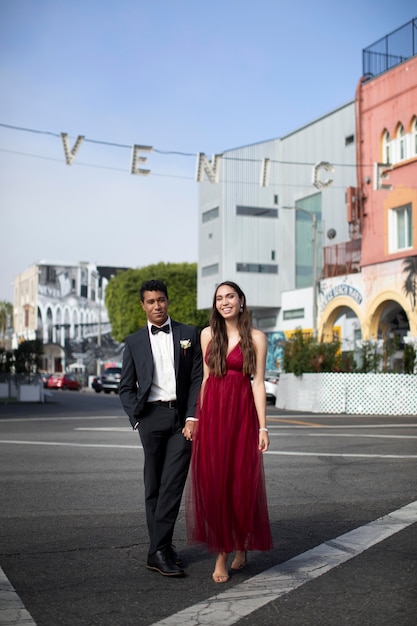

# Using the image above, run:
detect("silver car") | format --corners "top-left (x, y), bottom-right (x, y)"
top-left (100, 367), bottom-right (122, 394)
top-left (264, 370), bottom-right (280, 403)
top-left (251, 371), bottom-right (279, 404)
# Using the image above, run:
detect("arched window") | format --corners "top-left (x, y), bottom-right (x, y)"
top-left (382, 130), bottom-right (391, 164)
top-left (397, 124), bottom-right (405, 160)
top-left (412, 117), bottom-right (417, 157)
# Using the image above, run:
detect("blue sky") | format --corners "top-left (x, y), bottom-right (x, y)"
top-left (1, 0), bottom-right (416, 301)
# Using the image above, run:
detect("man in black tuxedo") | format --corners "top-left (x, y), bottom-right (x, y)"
top-left (119, 279), bottom-right (202, 577)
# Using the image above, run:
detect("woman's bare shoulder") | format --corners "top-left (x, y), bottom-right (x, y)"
top-left (201, 326), bottom-right (212, 347)
top-left (201, 326), bottom-right (212, 339)
top-left (252, 327), bottom-right (266, 342)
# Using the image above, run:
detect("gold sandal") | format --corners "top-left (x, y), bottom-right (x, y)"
top-left (231, 551), bottom-right (247, 570)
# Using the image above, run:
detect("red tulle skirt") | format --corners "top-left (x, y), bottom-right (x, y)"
top-left (186, 344), bottom-right (273, 553)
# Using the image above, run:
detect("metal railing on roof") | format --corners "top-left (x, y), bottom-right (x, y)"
top-left (362, 17), bottom-right (417, 79)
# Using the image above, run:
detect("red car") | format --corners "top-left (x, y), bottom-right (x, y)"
top-left (47, 373), bottom-right (81, 391)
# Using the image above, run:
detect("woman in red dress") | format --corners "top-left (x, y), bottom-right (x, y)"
top-left (184, 281), bottom-right (273, 583)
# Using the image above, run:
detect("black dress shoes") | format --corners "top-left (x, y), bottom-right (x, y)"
top-left (147, 550), bottom-right (185, 577)
top-left (167, 544), bottom-right (183, 566)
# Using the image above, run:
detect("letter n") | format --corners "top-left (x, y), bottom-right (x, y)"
top-left (195, 153), bottom-right (222, 183)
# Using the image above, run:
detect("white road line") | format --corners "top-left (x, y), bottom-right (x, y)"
top-left (73, 427), bottom-right (417, 437)
top-left (0, 566), bottom-right (36, 625)
top-left (0, 415), bottom-right (124, 423)
top-left (0, 440), bottom-right (141, 449)
top-left (268, 424), bottom-right (417, 428)
top-left (308, 433), bottom-right (417, 439)
top-left (1, 418), bottom-right (416, 428)
top-left (271, 432), bottom-right (417, 439)
top-left (76, 427), bottom-right (417, 435)
top-left (150, 500), bottom-right (417, 626)
top-left (0, 440), bottom-right (416, 458)
top-left (75, 427), bottom-right (132, 431)
top-left (266, 451), bottom-right (417, 458)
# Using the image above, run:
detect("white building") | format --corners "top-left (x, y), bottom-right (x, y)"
top-left (13, 261), bottom-right (126, 373)
top-left (197, 101), bottom-right (357, 366)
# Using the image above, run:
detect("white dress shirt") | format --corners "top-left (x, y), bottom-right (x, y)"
top-left (147, 317), bottom-right (176, 402)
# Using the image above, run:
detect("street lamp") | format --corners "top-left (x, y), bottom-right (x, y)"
top-left (282, 206), bottom-right (318, 337)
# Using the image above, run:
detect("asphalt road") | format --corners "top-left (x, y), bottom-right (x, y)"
top-left (0, 390), bottom-right (416, 626)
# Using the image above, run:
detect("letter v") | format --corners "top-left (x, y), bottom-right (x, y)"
top-left (61, 132), bottom-right (85, 165)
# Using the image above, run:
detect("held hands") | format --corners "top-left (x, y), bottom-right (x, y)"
top-left (258, 428), bottom-right (269, 452)
top-left (182, 419), bottom-right (197, 441)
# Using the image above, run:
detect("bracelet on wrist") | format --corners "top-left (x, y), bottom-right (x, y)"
top-left (259, 427), bottom-right (268, 432)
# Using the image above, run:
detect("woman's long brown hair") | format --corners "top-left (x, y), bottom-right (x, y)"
top-left (207, 281), bottom-right (257, 376)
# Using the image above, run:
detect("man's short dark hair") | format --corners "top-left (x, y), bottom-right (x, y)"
top-left (140, 279), bottom-right (168, 302)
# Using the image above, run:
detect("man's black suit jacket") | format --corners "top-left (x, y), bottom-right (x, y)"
top-left (119, 320), bottom-right (203, 429)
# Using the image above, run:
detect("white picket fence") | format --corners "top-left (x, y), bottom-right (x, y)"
top-left (276, 373), bottom-right (417, 416)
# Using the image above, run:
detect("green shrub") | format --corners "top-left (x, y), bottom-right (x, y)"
top-left (403, 343), bottom-right (417, 374)
top-left (283, 329), bottom-right (343, 376)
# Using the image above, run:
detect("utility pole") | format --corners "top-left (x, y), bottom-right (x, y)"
top-left (311, 212), bottom-right (318, 337)
top-left (96, 285), bottom-right (102, 376)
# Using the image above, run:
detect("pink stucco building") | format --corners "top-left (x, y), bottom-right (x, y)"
top-left (320, 19), bottom-right (417, 364)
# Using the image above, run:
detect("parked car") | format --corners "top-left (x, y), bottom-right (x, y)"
top-left (264, 370), bottom-right (280, 403)
top-left (98, 367), bottom-right (122, 394)
top-left (251, 370), bottom-right (279, 403)
top-left (47, 373), bottom-right (81, 391)
top-left (39, 372), bottom-right (51, 387)
top-left (91, 376), bottom-right (103, 393)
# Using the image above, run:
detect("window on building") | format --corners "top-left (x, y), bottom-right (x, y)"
top-left (236, 263), bottom-right (278, 274)
top-left (382, 130), bottom-right (391, 164)
top-left (345, 134), bottom-right (354, 146)
top-left (202, 207), bottom-right (219, 223)
top-left (46, 266), bottom-right (56, 284)
top-left (397, 124), bottom-right (405, 161)
top-left (236, 206), bottom-right (278, 218)
top-left (412, 117), bottom-right (417, 156)
top-left (257, 317), bottom-right (277, 329)
top-left (294, 193), bottom-right (322, 289)
top-left (283, 308), bottom-right (305, 320)
top-left (202, 263), bottom-right (219, 276)
top-left (389, 203), bottom-right (412, 252)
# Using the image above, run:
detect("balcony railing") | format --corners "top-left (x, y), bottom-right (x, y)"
top-left (322, 239), bottom-right (361, 279)
top-left (363, 17), bottom-right (417, 79)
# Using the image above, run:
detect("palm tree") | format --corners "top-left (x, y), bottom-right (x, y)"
top-left (0, 301), bottom-right (13, 340)
top-left (402, 256), bottom-right (417, 309)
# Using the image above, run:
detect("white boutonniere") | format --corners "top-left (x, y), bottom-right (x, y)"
top-left (180, 339), bottom-right (192, 355)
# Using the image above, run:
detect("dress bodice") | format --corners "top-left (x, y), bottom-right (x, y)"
top-left (206, 341), bottom-right (243, 374)
top-left (225, 343), bottom-right (243, 373)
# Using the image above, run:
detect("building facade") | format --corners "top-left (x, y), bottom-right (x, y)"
top-left (13, 261), bottom-right (127, 374)
top-left (197, 18), bottom-right (417, 371)
top-left (320, 19), bottom-right (417, 368)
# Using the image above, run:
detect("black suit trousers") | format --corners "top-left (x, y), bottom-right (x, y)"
top-left (137, 404), bottom-right (192, 555)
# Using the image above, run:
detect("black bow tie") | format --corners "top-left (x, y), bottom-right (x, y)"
top-left (151, 324), bottom-right (170, 335)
